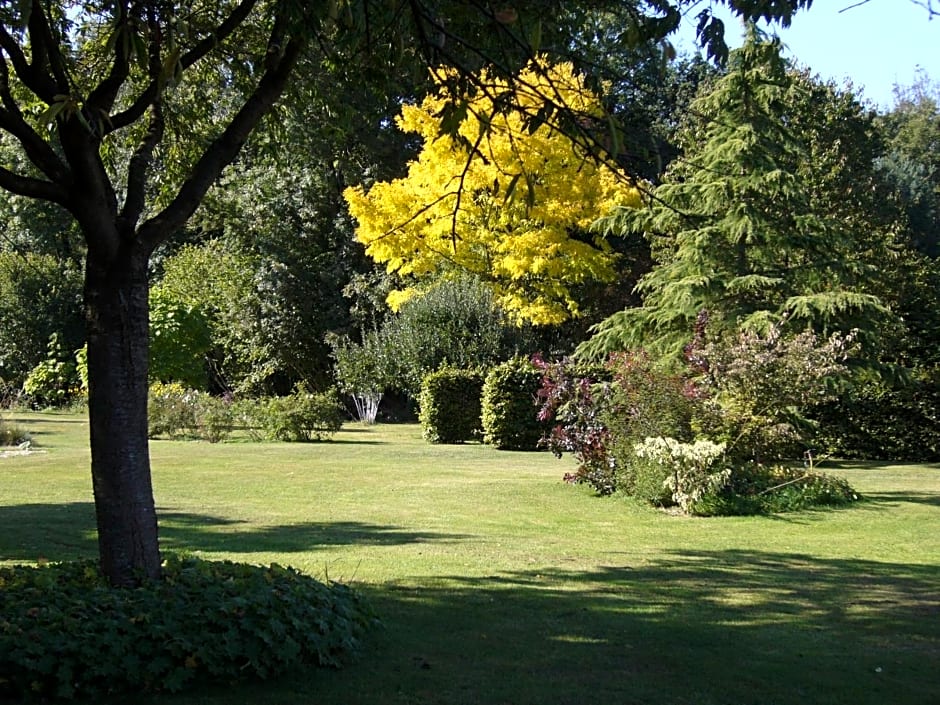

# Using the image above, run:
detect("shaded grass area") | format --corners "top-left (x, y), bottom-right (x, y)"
top-left (1, 412), bottom-right (938, 704)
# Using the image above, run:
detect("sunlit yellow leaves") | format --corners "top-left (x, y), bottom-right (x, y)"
top-left (344, 59), bottom-right (640, 325)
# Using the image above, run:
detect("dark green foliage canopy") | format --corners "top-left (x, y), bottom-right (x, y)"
top-left (581, 27), bottom-right (897, 361)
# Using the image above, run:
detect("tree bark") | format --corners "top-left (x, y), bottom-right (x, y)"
top-left (84, 244), bottom-right (161, 586)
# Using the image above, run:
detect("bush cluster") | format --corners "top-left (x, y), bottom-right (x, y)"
top-left (481, 357), bottom-right (547, 451)
top-left (0, 555), bottom-right (375, 701)
top-left (22, 334), bottom-right (81, 408)
top-left (148, 383), bottom-right (234, 442)
top-left (238, 386), bottom-right (344, 442)
top-left (692, 462), bottom-right (860, 516)
top-left (149, 384), bottom-right (344, 443)
top-left (419, 368), bottom-right (484, 443)
top-left (537, 324), bottom-right (862, 515)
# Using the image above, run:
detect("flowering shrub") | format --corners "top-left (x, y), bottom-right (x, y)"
top-left (148, 384), bottom-right (234, 442)
top-left (148, 382), bottom-right (197, 439)
top-left (633, 436), bottom-right (730, 513)
top-left (690, 324), bottom-right (857, 462)
top-left (536, 352), bottom-right (693, 496)
top-left (534, 356), bottom-right (614, 492)
top-left (537, 323), bottom-right (861, 514)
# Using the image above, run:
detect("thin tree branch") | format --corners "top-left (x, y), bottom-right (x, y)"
top-left (0, 24), bottom-right (56, 101)
top-left (27, 0), bottom-right (71, 93)
top-left (84, 0), bottom-right (133, 119)
top-left (0, 60), bottom-right (70, 183)
top-left (137, 32), bottom-right (305, 252)
top-left (0, 164), bottom-right (68, 203)
top-left (106, 0), bottom-right (260, 134)
top-left (118, 2), bottom-right (166, 233)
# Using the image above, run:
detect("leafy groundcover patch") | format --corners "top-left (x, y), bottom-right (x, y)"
top-left (0, 554), bottom-right (376, 701)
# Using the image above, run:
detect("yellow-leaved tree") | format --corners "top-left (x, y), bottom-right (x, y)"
top-left (344, 60), bottom-right (642, 325)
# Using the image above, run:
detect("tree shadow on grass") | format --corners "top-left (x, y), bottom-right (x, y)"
top-left (861, 491), bottom-right (940, 508)
top-left (0, 503), bottom-right (471, 563)
top-left (0, 501), bottom-right (98, 561)
top-left (288, 549), bottom-right (939, 705)
top-left (157, 511), bottom-right (473, 553)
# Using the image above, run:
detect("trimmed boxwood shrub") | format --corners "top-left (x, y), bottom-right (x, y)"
top-left (481, 356), bottom-right (547, 450)
top-left (0, 555), bottom-right (375, 701)
top-left (419, 367), bottom-right (484, 443)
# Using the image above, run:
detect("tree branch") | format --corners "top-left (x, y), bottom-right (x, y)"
top-left (0, 164), bottom-right (68, 204)
top-left (0, 59), bottom-right (70, 184)
top-left (84, 0), bottom-right (133, 119)
top-left (137, 32), bottom-right (305, 251)
top-left (27, 0), bottom-right (71, 93)
top-left (118, 3), bottom-right (166, 233)
top-left (106, 0), bottom-right (260, 134)
top-left (0, 24), bottom-right (57, 101)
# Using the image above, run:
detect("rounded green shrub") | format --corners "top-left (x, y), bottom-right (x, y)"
top-left (260, 386), bottom-right (344, 442)
top-left (419, 368), bottom-right (484, 443)
top-left (481, 356), bottom-right (546, 451)
top-left (148, 382), bottom-right (196, 438)
top-left (0, 555), bottom-right (375, 701)
top-left (691, 463), bottom-right (861, 516)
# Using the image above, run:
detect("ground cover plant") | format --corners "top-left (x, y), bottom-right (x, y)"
top-left (0, 412), bottom-right (937, 705)
top-left (0, 556), bottom-right (372, 700)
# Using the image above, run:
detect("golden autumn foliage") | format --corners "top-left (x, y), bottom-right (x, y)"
top-left (343, 59), bottom-right (641, 325)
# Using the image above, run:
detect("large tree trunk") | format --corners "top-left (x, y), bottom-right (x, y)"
top-left (84, 245), bottom-right (161, 587)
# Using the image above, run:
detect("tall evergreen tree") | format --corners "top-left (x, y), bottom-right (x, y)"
top-left (580, 27), bottom-right (895, 361)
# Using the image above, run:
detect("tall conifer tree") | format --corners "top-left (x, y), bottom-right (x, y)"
top-left (581, 27), bottom-right (894, 360)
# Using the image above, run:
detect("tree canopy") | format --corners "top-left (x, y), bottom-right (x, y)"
top-left (345, 59), bottom-right (642, 325)
top-left (0, 0), bottom-right (879, 588)
top-left (580, 28), bottom-right (898, 361)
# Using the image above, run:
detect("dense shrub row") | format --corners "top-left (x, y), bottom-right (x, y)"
top-left (148, 384), bottom-right (344, 442)
top-left (481, 356), bottom-right (547, 450)
top-left (415, 357), bottom-right (548, 450)
top-left (0, 555), bottom-right (375, 701)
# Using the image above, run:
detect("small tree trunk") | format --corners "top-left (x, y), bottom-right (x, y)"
top-left (84, 247), bottom-right (161, 586)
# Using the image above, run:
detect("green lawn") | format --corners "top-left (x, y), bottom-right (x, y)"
top-left (1, 411), bottom-right (939, 705)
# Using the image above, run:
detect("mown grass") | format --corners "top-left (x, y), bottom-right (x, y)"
top-left (1, 411), bottom-right (938, 704)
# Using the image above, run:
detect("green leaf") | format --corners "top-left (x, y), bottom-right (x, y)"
top-left (503, 172), bottom-right (522, 203)
top-left (528, 20), bottom-right (542, 53)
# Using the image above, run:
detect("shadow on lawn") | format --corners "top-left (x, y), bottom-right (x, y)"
top-left (861, 491), bottom-right (940, 508)
top-left (166, 548), bottom-right (940, 705)
top-left (300, 550), bottom-right (939, 705)
top-left (157, 511), bottom-right (473, 553)
top-left (0, 502), bottom-right (471, 562)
